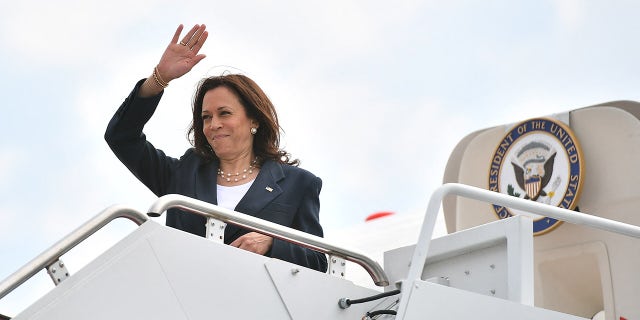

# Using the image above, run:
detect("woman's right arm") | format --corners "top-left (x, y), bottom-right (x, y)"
top-left (104, 80), bottom-right (175, 195)
top-left (104, 24), bottom-right (209, 195)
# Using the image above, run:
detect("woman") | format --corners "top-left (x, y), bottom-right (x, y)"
top-left (105, 24), bottom-right (327, 272)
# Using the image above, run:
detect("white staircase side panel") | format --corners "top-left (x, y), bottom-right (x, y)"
top-left (12, 221), bottom-right (384, 320)
top-left (386, 216), bottom-right (534, 303)
top-left (264, 259), bottom-right (393, 319)
top-left (402, 281), bottom-right (588, 320)
top-left (14, 222), bottom-right (191, 320)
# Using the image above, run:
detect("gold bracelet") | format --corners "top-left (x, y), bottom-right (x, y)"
top-left (151, 73), bottom-right (166, 89)
top-left (152, 66), bottom-right (169, 88)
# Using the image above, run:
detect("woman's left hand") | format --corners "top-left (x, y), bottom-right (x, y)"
top-left (229, 232), bottom-right (274, 255)
top-left (157, 24), bottom-right (209, 83)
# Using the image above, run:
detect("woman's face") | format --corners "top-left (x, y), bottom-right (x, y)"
top-left (201, 86), bottom-right (258, 160)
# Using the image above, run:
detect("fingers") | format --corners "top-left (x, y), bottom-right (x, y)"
top-left (180, 24), bottom-right (207, 49)
top-left (183, 24), bottom-right (200, 43)
top-left (170, 24), bottom-right (184, 44)
top-left (157, 23), bottom-right (208, 82)
top-left (192, 53), bottom-right (207, 66)
top-left (191, 30), bottom-right (208, 53)
top-left (188, 29), bottom-right (208, 65)
top-left (230, 232), bottom-right (273, 255)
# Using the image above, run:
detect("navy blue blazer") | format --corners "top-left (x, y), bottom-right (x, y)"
top-left (105, 80), bottom-right (328, 272)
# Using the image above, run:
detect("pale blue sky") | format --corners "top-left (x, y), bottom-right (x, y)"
top-left (2, 0), bottom-right (640, 315)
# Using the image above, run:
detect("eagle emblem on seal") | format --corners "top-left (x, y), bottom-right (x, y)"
top-left (511, 141), bottom-right (557, 201)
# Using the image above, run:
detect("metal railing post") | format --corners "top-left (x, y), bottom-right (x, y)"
top-left (0, 205), bottom-right (148, 300)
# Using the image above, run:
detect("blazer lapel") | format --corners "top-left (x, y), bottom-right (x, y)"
top-left (227, 160), bottom-right (284, 239)
top-left (195, 160), bottom-right (218, 205)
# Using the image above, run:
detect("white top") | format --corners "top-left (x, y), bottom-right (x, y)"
top-left (216, 179), bottom-right (255, 210)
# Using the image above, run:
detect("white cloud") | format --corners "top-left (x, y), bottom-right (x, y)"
top-left (0, 149), bottom-right (20, 188)
top-left (0, 150), bottom-right (24, 237)
top-left (552, 0), bottom-right (587, 33)
top-left (0, 0), bottom-right (164, 67)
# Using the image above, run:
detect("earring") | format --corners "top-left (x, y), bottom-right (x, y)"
top-left (250, 127), bottom-right (257, 135)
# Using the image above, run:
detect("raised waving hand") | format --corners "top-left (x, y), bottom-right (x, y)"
top-left (140, 24), bottom-right (209, 97)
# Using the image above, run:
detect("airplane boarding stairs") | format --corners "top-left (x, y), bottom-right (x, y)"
top-left (1, 183), bottom-right (639, 319)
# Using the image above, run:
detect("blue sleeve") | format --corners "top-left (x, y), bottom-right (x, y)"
top-left (104, 79), bottom-right (178, 196)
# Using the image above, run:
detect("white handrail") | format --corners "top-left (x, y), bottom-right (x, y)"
top-left (396, 183), bottom-right (640, 318)
top-left (148, 194), bottom-right (390, 286)
top-left (0, 205), bottom-right (148, 300)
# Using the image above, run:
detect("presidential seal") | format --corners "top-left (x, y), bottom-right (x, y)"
top-left (488, 117), bottom-right (584, 235)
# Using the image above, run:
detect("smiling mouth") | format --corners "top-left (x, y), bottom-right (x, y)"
top-left (212, 134), bottom-right (228, 140)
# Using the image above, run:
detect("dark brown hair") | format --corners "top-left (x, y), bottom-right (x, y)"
top-left (188, 74), bottom-right (299, 166)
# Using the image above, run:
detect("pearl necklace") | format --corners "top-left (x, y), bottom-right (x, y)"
top-left (217, 159), bottom-right (258, 182)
